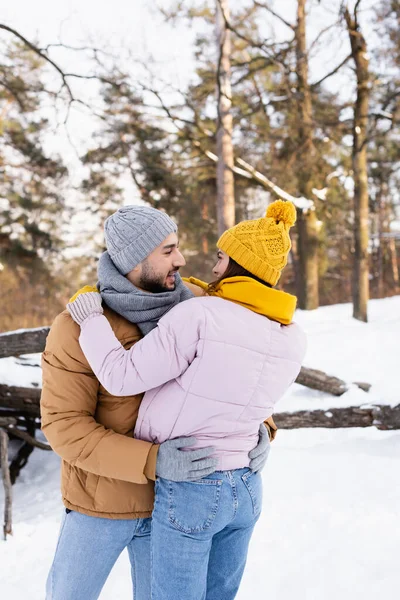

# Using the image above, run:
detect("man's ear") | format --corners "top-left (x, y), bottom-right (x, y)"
top-left (126, 263), bottom-right (141, 285)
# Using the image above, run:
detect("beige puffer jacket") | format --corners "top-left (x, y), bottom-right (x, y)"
top-left (41, 308), bottom-right (158, 519)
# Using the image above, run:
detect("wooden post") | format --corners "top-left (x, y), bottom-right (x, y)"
top-left (0, 326), bottom-right (50, 359)
top-left (0, 428), bottom-right (12, 539)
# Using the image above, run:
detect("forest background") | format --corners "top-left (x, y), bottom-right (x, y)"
top-left (1, 0), bottom-right (400, 331)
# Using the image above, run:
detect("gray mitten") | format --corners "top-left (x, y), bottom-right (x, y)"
top-left (249, 424), bottom-right (271, 473)
top-left (156, 437), bottom-right (218, 482)
top-left (67, 286), bottom-right (103, 326)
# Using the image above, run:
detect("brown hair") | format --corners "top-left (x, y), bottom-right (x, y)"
top-left (208, 257), bottom-right (272, 293)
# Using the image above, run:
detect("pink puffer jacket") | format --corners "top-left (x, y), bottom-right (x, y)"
top-left (80, 296), bottom-right (306, 470)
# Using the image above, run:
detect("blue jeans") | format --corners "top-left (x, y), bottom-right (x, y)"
top-left (46, 511), bottom-right (152, 600)
top-left (151, 468), bottom-right (263, 600)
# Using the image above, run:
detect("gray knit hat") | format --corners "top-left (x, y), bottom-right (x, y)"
top-left (104, 205), bottom-right (177, 274)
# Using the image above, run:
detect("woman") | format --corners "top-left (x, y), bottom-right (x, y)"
top-left (67, 200), bottom-right (307, 600)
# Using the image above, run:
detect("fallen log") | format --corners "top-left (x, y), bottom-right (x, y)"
top-left (295, 368), bottom-right (371, 396)
top-left (274, 404), bottom-right (400, 431)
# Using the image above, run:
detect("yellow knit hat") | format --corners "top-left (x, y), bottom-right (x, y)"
top-left (217, 200), bottom-right (297, 286)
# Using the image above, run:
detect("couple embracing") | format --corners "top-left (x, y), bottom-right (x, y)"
top-left (41, 200), bottom-right (306, 600)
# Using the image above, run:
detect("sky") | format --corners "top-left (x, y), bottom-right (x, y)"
top-left (2, 0), bottom-right (198, 163)
top-left (1, 0), bottom-right (378, 160)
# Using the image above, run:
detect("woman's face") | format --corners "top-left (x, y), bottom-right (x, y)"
top-left (212, 249), bottom-right (229, 278)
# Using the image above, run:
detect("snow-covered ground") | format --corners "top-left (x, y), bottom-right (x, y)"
top-left (0, 297), bottom-right (399, 599)
top-left (0, 428), bottom-right (399, 600)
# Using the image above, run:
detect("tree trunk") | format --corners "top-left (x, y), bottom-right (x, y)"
top-left (389, 237), bottom-right (399, 288)
top-left (202, 200), bottom-right (209, 254)
top-left (345, 7), bottom-right (370, 322)
top-left (376, 186), bottom-right (384, 298)
top-left (295, 0), bottom-right (319, 310)
top-left (297, 209), bottom-right (320, 309)
top-left (216, 0), bottom-right (235, 235)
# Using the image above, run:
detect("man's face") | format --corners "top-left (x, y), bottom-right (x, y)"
top-left (127, 232), bottom-right (186, 293)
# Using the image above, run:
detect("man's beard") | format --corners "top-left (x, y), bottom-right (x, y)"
top-left (139, 260), bottom-right (178, 294)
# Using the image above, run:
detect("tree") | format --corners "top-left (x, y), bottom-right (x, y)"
top-left (0, 41), bottom-right (69, 330)
top-left (344, 2), bottom-right (371, 322)
top-left (0, 25), bottom-right (109, 330)
top-left (216, 0), bottom-right (235, 234)
top-left (294, 0), bottom-right (320, 309)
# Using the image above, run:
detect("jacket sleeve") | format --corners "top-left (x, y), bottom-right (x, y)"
top-left (40, 311), bottom-right (158, 484)
top-left (79, 300), bottom-right (203, 397)
top-left (264, 416), bottom-right (277, 441)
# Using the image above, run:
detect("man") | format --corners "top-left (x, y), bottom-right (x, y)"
top-left (41, 206), bottom-right (271, 600)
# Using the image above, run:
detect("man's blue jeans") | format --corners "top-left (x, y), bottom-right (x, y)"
top-left (46, 511), bottom-right (152, 600)
top-left (151, 468), bottom-right (263, 600)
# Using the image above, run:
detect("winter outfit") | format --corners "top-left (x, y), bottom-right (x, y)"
top-left (97, 251), bottom-right (193, 335)
top-left (42, 204), bottom-right (271, 600)
top-left (41, 307), bottom-right (157, 518)
top-left (217, 198), bottom-right (296, 285)
top-left (66, 200), bottom-right (306, 600)
top-left (74, 281), bottom-right (303, 471)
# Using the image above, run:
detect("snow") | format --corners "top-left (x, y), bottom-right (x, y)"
top-left (278, 296), bottom-right (400, 411)
top-left (0, 427), bottom-right (399, 599)
top-left (0, 354), bottom-right (42, 388)
top-left (0, 296), bottom-right (399, 598)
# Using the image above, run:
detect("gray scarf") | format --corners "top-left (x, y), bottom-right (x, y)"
top-left (97, 251), bottom-right (194, 335)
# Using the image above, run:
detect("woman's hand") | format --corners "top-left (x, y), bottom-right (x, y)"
top-left (249, 424), bottom-right (271, 473)
top-left (67, 286), bottom-right (103, 326)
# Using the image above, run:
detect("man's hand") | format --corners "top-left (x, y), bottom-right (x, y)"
top-left (249, 424), bottom-right (271, 473)
top-left (156, 437), bottom-right (218, 482)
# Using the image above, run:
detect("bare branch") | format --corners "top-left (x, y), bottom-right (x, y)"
top-left (235, 157), bottom-right (314, 210)
top-left (0, 24), bottom-right (74, 100)
top-left (6, 426), bottom-right (52, 450)
top-left (311, 54), bottom-right (352, 88)
top-left (192, 135), bottom-right (314, 211)
top-left (354, 0), bottom-right (363, 16)
top-left (254, 1), bottom-right (295, 31)
top-left (216, 0), bottom-right (292, 69)
top-left (43, 43), bottom-right (113, 59)
top-left (308, 20), bottom-right (341, 55)
top-left (0, 79), bottom-right (26, 110)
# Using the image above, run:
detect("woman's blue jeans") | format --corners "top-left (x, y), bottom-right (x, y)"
top-left (151, 468), bottom-right (263, 600)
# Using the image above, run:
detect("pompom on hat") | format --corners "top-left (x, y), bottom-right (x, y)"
top-left (217, 199), bottom-right (297, 286)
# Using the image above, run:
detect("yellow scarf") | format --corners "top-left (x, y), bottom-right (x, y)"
top-left (185, 276), bottom-right (297, 325)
